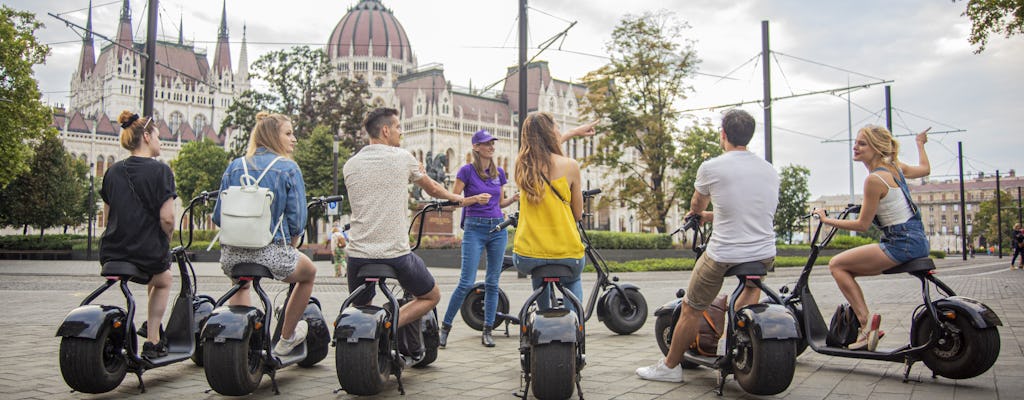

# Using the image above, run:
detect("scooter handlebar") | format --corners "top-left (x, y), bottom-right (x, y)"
top-left (490, 212), bottom-right (519, 233)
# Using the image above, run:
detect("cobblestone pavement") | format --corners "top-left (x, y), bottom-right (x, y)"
top-left (0, 256), bottom-right (1019, 399)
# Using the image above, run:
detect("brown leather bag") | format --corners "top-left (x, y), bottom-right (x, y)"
top-left (691, 294), bottom-right (727, 356)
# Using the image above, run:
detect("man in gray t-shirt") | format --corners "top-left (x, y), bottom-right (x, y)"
top-left (637, 109), bottom-right (780, 383)
top-left (343, 107), bottom-right (465, 328)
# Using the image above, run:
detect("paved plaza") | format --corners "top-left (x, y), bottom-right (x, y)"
top-left (0, 256), bottom-right (1020, 399)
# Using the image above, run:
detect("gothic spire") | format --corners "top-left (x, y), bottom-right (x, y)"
top-left (237, 23), bottom-right (249, 81)
top-left (115, 0), bottom-right (133, 56)
top-left (212, 0), bottom-right (232, 75)
top-left (178, 13), bottom-right (183, 45)
top-left (76, 0), bottom-right (96, 80)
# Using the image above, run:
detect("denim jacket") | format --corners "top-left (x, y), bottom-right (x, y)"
top-left (212, 148), bottom-right (307, 242)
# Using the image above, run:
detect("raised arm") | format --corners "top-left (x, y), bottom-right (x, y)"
top-left (415, 175), bottom-right (466, 205)
top-left (899, 127), bottom-right (931, 179)
top-left (559, 120), bottom-right (599, 144)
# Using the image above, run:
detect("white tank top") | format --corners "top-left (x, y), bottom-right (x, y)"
top-left (872, 173), bottom-right (914, 227)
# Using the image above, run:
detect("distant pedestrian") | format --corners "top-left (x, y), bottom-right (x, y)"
top-left (1011, 223), bottom-right (1024, 270)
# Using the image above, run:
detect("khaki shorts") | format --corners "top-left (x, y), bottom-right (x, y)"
top-left (683, 255), bottom-right (775, 311)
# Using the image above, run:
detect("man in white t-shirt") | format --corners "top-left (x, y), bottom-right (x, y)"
top-left (637, 109), bottom-right (779, 382)
top-left (343, 107), bottom-right (465, 328)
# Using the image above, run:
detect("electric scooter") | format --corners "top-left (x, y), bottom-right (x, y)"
top-left (56, 191), bottom-right (218, 393)
top-left (200, 195), bottom-right (339, 395)
top-left (466, 188), bottom-right (648, 336)
top-left (653, 214), bottom-right (800, 396)
top-left (770, 205), bottom-right (1001, 381)
top-left (333, 199), bottom-right (457, 395)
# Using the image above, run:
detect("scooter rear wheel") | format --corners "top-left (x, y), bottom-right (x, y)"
top-left (58, 323), bottom-right (127, 393)
top-left (203, 334), bottom-right (264, 396)
top-left (461, 288), bottom-right (510, 331)
top-left (653, 313), bottom-right (700, 369)
top-left (732, 332), bottom-right (796, 395)
top-left (531, 342), bottom-right (576, 400)
top-left (914, 307), bottom-right (1000, 379)
top-left (336, 336), bottom-right (390, 395)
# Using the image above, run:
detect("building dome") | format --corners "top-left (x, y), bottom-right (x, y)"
top-left (327, 0), bottom-right (413, 63)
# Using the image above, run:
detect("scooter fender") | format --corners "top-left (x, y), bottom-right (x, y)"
top-left (200, 305), bottom-right (263, 342)
top-left (55, 305), bottom-right (126, 339)
top-left (931, 296), bottom-right (1002, 329)
top-left (527, 309), bottom-right (579, 346)
top-left (596, 283), bottom-right (641, 322)
top-left (334, 306), bottom-right (387, 343)
top-left (736, 303), bottom-right (800, 340)
top-left (653, 298), bottom-right (683, 319)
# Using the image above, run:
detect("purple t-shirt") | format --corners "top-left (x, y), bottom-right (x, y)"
top-left (456, 163), bottom-right (507, 219)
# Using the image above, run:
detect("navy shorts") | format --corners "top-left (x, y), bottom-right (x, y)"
top-left (879, 217), bottom-right (930, 264)
top-left (347, 253), bottom-right (436, 304)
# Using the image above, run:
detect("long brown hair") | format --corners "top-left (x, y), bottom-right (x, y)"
top-left (515, 112), bottom-right (563, 203)
top-left (471, 148), bottom-right (498, 180)
top-left (246, 111), bottom-right (293, 160)
top-left (117, 110), bottom-right (154, 151)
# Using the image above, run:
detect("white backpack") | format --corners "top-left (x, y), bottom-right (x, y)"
top-left (218, 156), bottom-right (285, 248)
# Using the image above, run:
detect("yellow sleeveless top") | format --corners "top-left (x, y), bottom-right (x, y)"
top-left (513, 176), bottom-right (585, 259)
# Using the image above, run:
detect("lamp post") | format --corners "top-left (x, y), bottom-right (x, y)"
top-left (87, 164), bottom-right (95, 260)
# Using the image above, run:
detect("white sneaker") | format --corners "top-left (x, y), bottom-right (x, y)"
top-left (635, 359), bottom-right (683, 383)
top-left (273, 320), bottom-right (308, 356)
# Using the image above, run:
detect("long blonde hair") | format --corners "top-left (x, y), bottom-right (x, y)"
top-left (246, 111), bottom-right (293, 160)
top-left (860, 125), bottom-right (901, 168)
top-left (515, 112), bottom-right (563, 203)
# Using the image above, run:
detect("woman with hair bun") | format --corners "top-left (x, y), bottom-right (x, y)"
top-left (212, 111), bottom-right (316, 356)
top-left (813, 125), bottom-right (932, 351)
top-left (100, 110), bottom-right (177, 358)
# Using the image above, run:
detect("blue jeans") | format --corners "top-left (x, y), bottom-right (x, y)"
top-left (512, 253), bottom-right (586, 316)
top-left (442, 217), bottom-right (508, 328)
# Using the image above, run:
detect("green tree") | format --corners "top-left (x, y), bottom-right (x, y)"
top-left (672, 121), bottom-right (722, 214)
top-left (581, 11), bottom-right (700, 232)
top-left (170, 138), bottom-right (229, 227)
top-left (0, 7), bottom-right (52, 188)
top-left (775, 165), bottom-right (811, 244)
top-left (58, 157), bottom-right (92, 232)
top-left (973, 190), bottom-right (1022, 252)
top-left (0, 133), bottom-right (82, 236)
top-left (220, 89), bottom-right (275, 159)
top-left (294, 125), bottom-right (352, 243)
top-left (956, 0), bottom-right (1024, 53)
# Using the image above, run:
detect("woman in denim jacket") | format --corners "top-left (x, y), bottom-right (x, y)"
top-left (212, 111), bottom-right (315, 356)
top-left (813, 125), bottom-right (931, 352)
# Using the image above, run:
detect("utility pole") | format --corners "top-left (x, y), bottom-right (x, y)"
top-left (761, 20), bottom-right (772, 164)
top-left (143, 0), bottom-right (158, 116)
top-left (518, 0), bottom-right (528, 147)
top-left (884, 85), bottom-right (892, 132)
top-left (958, 142), bottom-right (967, 260)
top-left (997, 170), bottom-right (1002, 258)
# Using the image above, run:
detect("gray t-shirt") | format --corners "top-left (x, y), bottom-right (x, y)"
top-left (694, 150), bottom-right (779, 263)
top-left (343, 144), bottom-right (426, 259)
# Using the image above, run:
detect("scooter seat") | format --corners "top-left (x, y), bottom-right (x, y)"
top-left (530, 264), bottom-right (574, 279)
top-left (100, 261), bottom-right (151, 284)
top-left (356, 263), bottom-right (399, 279)
top-left (882, 257), bottom-right (935, 275)
top-left (229, 263), bottom-right (275, 279)
top-left (723, 262), bottom-right (767, 277)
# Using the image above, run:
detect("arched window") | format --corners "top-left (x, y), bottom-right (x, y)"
top-left (96, 156), bottom-right (105, 177)
top-left (169, 111), bottom-right (183, 134)
top-left (193, 114), bottom-right (207, 132)
top-left (445, 149), bottom-right (455, 171)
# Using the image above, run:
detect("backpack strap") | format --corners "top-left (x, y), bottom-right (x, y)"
top-left (239, 156), bottom-right (285, 187)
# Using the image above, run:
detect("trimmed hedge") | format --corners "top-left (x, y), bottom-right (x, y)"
top-left (506, 228), bottom-right (672, 250)
top-left (589, 255), bottom-right (833, 273)
top-left (929, 250), bottom-right (946, 259)
top-left (0, 234), bottom-right (86, 250)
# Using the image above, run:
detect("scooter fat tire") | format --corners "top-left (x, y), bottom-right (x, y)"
top-left (530, 342), bottom-right (576, 400)
top-left (653, 313), bottom-right (700, 369)
top-left (336, 335), bottom-right (390, 395)
top-left (602, 288), bottom-right (648, 335)
top-left (58, 323), bottom-right (127, 393)
top-left (461, 287), bottom-right (510, 331)
top-left (732, 333), bottom-right (796, 396)
top-left (203, 334), bottom-right (264, 396)
top-left (914, 308), bottom-right (1000, 379)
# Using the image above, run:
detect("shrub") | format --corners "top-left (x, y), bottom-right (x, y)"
top-left (0, 234), bottom-right (85, 250)
top-left (828, 234), bottom-right (877, 250)
top-left (929, 250), bottom-right (946, 259)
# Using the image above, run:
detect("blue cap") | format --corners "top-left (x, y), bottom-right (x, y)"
top-left (472, 129), bottom-right (497, 144)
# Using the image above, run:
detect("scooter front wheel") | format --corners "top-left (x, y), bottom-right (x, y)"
top-left (732, 333), bottom-right (796, 395)
top-left (531, 342), bottom-right (576, 400)
top-left (203, 334), bottom-right (264, 396)
top-left (58, 323), bottom-right (127, 393)
top-left (914, 308), bottom-right (1000, 379)
top-left (653, 313), bottom-right (699, 369)
top-left (336, 336), bottom-right (390, 395)
top-left (602, 288), bottom-right (648, 335)
top-left (461, 287), bottom-right (510, 331)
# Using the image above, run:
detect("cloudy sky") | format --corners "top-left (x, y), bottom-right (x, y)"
top-left (10, 0), bottom-right (1024, 198)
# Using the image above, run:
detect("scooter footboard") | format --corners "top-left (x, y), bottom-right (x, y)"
top-left (56, 305), bottom-right (126, 339)
top-left (737, 303), bottom-right (800, 340)
top-left (200, 306), bottom-right (263, 341)
top-left (930, 296), bottom-right (1002, 329)
top-left (334, 306), bottom-right (387, 343)
top-left (528, 309), bottom-right (579, 346)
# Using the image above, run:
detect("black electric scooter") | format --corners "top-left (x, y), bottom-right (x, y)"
top-left (200, 195), bottom-right (339, 395)
top-left (770, 205), bottom-right (1001, 381)
top-left (653, 214), bottom-right (799, 396)
top-left (466, 188), bottom-right (648, 337)
top-left (333, 199), bottom-right (457, 395)
top-left (56, 191), bottom-right (218, 393)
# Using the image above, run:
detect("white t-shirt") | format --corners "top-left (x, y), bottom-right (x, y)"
top-left (694, 150), bottom-right (779, 263)
top-left (343, 144), bottom-right (426, 259)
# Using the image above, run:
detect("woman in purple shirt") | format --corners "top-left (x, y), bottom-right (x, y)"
top-left (441, 130), bottom-right (519, 348)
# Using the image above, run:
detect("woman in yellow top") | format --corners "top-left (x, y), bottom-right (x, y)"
top-left (513, 112), bottom-right (596, 312)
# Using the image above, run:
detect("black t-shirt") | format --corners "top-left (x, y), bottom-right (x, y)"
top-left (1014, 230), bottom-right (1024, 249)
top-left (99, 156), bottom-right (177, 272)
